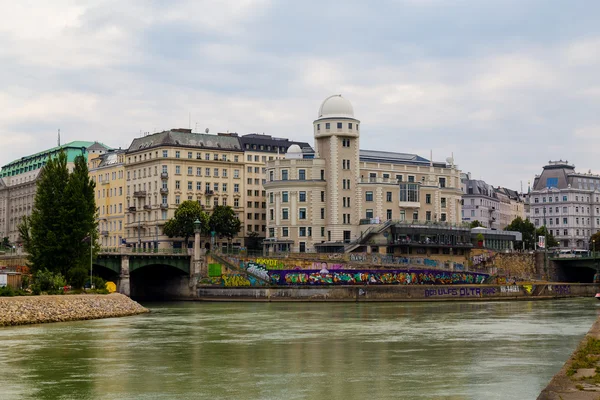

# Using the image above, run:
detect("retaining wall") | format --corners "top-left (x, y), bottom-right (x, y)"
top-left (197, 283), bottom-right (599, 301)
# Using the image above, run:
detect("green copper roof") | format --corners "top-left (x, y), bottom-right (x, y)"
top-left (0, 141), bottom-right (109, 178)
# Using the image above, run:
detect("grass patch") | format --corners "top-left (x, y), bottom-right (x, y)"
top-left (567, 337), bottom-right (600, 377)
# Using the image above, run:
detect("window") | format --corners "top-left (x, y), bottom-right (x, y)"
top-left (426, 194), bottom-right (431, 204)
top-left (187, 152), bottom-right (192, 159)
top-left (386, 209), bottom-right (392, 220)
top-left (269, 171), bottom-right (274, 181)
top-left (187, 166), bottom-right (193, 175)
top-left (282, 227), bottom-right (289, 237)
top-left (366, 191), bottom-right (373, 201)
top-left (299, 227), bottom-right (306, 237)
top-left (205, 168), bottom-right (210, 176)
top-left (175, 151), bottom-right (180, 159)
top-left (222, 169), bottom-right (227, 177)
top-left (282, 191), bottom-right (289, 202)
top-left (408, 176), bottom-right (415, 183)
top-left (413, 212), bottom-right (418, 221)
top-left (440, 213), bottom-right (446, 222)
top-left (399, 183), bottom-right (419, 203)
top-left (269, 209), bottom-right (274, 220)
top-left (426, 211), bottom-right (431, 221)
top-left (269, 192), bottom-right (274, 203)
top-left (282, 170), bottom-right (288, 180)
top-left (187, 182), bottom-right (192, 190)
top-left (214, 154), bottom-right (219, 161)
top-left (175, 195), bottom-right (180, 204)
top-left (214, 168), bottom-right (219, 177)
top-left (366, 209), bottom-right (374, 219)
top-left (282, 209), bottom-right (289, 220)
top-left (299, 208), bottom-right (306, 219)
top-left (234, 198), bottom-right (239, 207)
top-left (175, 180), bottom-right (181, 189)
top-left (234, 184), bottom-right (239, 193)
top-left (298, 169), bottom-right (306, 180)
top-left (348, 123), bottom-right (353, 129)
top-left (175, 166), bottom-right (181, 174)
top-left (439, 177), bottom-right (446, 188)
top-left (386, 192), bottom-right (392, 202)
top-left (325, 123), bottom-right (330, 129)
top-left (234, 169), bottom-right (239, 178)
top-left (534, 198), bottom-right (539, 203)
top-left (321, 208), bottom-right (325, 219)
top-left (317, 123), bottom-right (320, 131)
top-left (299, 191), bottom-right (306, 202)
top-left (321, 191), bottom-right (325, 202)
top-left (337, 122), bottom-right (342, 129)
top-left (162, 150), bottom-right (168, 157)
top-left (441, 198), bottom-right (447, 208)
top-left (214, 183), bottom-right (218, 192)
top-left (222, 183), bottom-right (227, 192)
top-left (197, 182), bottom-right (201, 191)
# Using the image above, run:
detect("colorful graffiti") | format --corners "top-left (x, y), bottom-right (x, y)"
top-left (246, 262), bottom-right (270, 281)
top-left (271, 269), bottom-right (487, 286)
top-left (223, 274), bottom-right (251, 287)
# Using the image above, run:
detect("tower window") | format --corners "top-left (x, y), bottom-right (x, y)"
top-left (325, 123), bottom-right (330, 129)
top-left (337, 122), bottom-right (342, 129)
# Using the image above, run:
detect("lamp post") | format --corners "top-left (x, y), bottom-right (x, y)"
top-left (593, 239), bottom-right (596, 258)
top-left (193, 218), bottom-right (202, 277)
top-left (90, 231), bottom-right (93, 289)
top-left (543, 207), bottom-right (548, 280)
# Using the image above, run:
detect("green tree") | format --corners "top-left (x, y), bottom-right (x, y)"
top-left (209, 205), bottom-right (241, 246)
top-left (536, 226), bottom-right (559, 248)
top-left (163, 201), bottom-right (210, 247)
top-left (1, 237), bottom-right (9, 249)
top-left (470, 220), bottom-right (483, 228)
top-left (21, 151), bottom-right (70, 275)
top-left (505, 217), bottom-right (536, 250)
top-left (246, 231), bottom-right (262, 251)
top-left (19, 151), bottom-right (97, 282)
top-left (590, 231), bottom-right (600, 252)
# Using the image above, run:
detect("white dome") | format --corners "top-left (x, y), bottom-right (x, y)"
top-left (318, 95), bottom-right (354, 119)
top-left (287, 144), bottom-right (302, 154)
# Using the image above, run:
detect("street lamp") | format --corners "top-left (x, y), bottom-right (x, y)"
top-left (194, 218), bottom-right (202, 234)
top-left (593, 239), bottom-right (596, 258)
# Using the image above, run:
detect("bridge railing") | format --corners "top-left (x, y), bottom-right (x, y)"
top-left (99, 247), bottom-right (191, 256)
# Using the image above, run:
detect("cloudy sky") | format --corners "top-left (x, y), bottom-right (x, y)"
top-left (1, 0), bottom-right (599, 190)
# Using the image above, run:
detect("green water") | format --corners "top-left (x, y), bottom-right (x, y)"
top-left (0, 299), bottom-right (598, 400)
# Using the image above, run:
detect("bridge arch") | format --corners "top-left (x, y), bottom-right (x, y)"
top-left (130, 263), bottom-right (190, 300)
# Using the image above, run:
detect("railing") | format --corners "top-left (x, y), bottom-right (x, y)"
top-left (99, 247), bottom-right (190, 255)
top-left (160, 188), bottom-right (169, 194)
top-left (128, 206), bottom-right (137, 212)
top-left (143, 205), bottom-right (152, 210)
top-left (160, 172), bottom-right (169, 179)
top-left (160, 203), bottom-right (168, 209)
top-left (101, 230), bottom-right (109, 237)
top-left (134, 191), bottom-right (147, 197)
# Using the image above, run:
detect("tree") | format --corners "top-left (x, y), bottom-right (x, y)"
top-left (590, 231), bottom-right (600, 251)
top-left (19, 151), bottom-right (98, 281)
top-left (1, 237), bottom-right (9, 249)
top-left (536, 226), bottom-right (559, 248)
top-left (163, 201), bottom-right (210, 247)
top-left (505, 217), bottom-right (536, 250)
top-left (470, 220), bottom-right (483, 228)
top-left (246, 231), bottom-right (262, 251)
top-left (209, 205), bottom-right (241, 245)
top-left (21, 151), bottom-right (71, 275)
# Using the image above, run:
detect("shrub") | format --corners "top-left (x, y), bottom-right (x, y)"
top-left (92, 276), bottom-right (106, 291)
top-left (68, 267), bottom-right (88, 289)
top-left (21, 275), bottom-right (30, 290)
top-left (34, 269), bottom-right (67, 294)
top-left (0, 286), bottom-right (15, 296)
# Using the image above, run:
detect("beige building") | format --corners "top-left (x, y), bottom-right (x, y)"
top-left (89, 149), bottom-right (126, 248)
top-left (264, 95), bottom-right (464, 253)
top-left (124, 128), bottom-right (246, 250)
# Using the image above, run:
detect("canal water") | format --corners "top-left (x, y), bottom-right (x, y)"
top-left (0, 299), bottom-right (598, 400)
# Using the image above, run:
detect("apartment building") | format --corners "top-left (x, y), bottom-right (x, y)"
top-left (0, 141), bottom-right (109, 243)
top-left (124, 128), bottom-right (246, 250)
top-left (528, 160), bottom-right (600, 249)
top-left (89, 149), bottom-right (126, 248)
top-left (264, 95), bottom-right (464, 253)
top-left (238, 134), bottom-right (311, 241)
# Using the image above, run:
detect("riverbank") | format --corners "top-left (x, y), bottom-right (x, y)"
top-left (197, 283), bottom-right (599, 302)
top-left (0, 294), bottom-right (148, 327)
top-left (538, 315), bottom-right (600, 399)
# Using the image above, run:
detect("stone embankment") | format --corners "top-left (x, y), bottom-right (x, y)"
top-left (538, 317), bottom-right (600, 399)
top-left (0, 294), bottom-right (148, 327)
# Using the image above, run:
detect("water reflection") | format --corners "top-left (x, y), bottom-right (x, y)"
top-left (0, 299), bottom-right (597, 400)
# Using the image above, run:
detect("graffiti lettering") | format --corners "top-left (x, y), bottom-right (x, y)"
top-left (254, 258), bottom-right (285, 269)
top-left (551, 285), bottom-right (571, 295)
top-left (350, 254), bottom-right (367, 262)
top-left (424, 287), bottom-right (482, 298)
top-left (500, 285), bottom-right (520, 293)
top-left (246, 262), bottom-right (270, 281)
top-left (482, 288), bottom-right (496, 295)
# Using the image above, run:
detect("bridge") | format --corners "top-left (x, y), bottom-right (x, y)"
top-left (95, 248), bottom-right (196, 300)
top-left (548, 255), bottom-right (600, 282)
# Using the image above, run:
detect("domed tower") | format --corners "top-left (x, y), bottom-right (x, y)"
top-left (313, 95), bottom-right (360, 243)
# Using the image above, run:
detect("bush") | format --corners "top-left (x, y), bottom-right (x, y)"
top-left (33, 269), bottom-right (67, 294)
top-left (68, 267), bottom-right (88, 289)
top-left (0, 286), bottom-right (15, 296)
top-left (21, 275), bottom-right (30, 290)
top-left (92, 276), bottom-right (106, 291)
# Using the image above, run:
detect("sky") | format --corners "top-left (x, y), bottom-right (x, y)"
top-left (1, 0), bottom-right (600, 190)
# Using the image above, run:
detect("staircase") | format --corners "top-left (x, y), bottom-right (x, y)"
top-left (211, 252), bottom-right (271, 285)
top-left (344, 220), bottom-right (393, 253)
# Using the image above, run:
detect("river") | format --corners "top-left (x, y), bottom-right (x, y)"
top-left (0, 299), bottom-right (598, 400)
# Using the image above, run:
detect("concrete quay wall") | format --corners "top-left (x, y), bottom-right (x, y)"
top-left (0, 294), bottom-right (149, 327)
top-left (197, 283), bottom-right (599, 301)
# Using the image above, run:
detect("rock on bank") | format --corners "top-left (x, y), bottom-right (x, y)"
top-left (0, 294), bottom-right (149, 327)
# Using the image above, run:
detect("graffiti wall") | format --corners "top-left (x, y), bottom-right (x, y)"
top-left (268, 269), bottom-right (487, 286)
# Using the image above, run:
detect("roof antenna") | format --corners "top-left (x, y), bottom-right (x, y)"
top-left (58, 129), bottom-right (61, 146)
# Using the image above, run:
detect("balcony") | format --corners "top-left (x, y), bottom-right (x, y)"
top-left (161, 172), bottom-right (169, 179)
top-left (101, 230), bottom-right (109, 237)
top-left (101, 180), bottom-right (109, 185)
top-left (398, 201), bottom-right (420, 208)
top-left (205, 190), bottom-right (214, 195)
top-left (128, 206), bottom-right (137, 212)
top-left (160, 203), bottom-right (168, 210)
top-left (134, 191), bottom-right (147, 198)
top-left (143, 205), bottom-right (152, 210)
top-left (160, 188), bottom-right (169, 194)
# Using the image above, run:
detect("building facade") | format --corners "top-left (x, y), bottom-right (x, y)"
top-left (528, 160), bottom-right (600, 249)
top-left (0, 141), bottom-right (109, 244)
top-left (264, 95), bottom-right (464, 254)
top-left (89, 149), bottom-right (126, 248)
